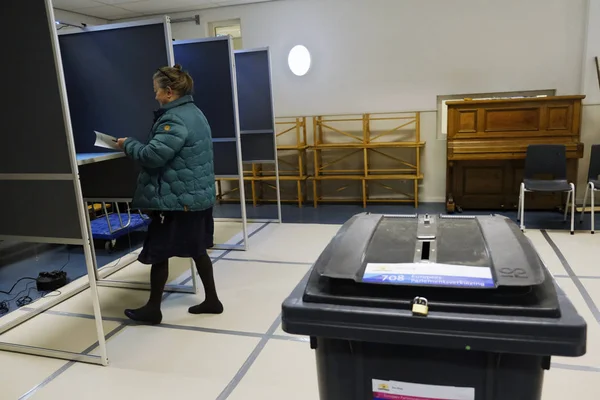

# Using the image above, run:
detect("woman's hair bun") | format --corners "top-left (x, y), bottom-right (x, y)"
top-left (153, 64), bottom-right (194, 95)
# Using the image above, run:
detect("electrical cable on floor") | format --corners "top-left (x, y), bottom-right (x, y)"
top-left (0, 281), bottom-right (37, 315)
top-left (0, 216), bottom-right (143, 316)
top-left (0, 276), bottom-right (37, 295)
top-left (57, 246), bottom-right (72, 272)
top-left (0, 284), bottom-right (65, 316)
top-left (0, 246), bottom-right (71, 314)
top-left (101, 228), bottom-right (139, 270)
top-left (9, 282), bottom-right (36, 304)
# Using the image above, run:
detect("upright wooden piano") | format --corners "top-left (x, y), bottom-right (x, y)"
top-left (446, 95), bottom-right (585, 211)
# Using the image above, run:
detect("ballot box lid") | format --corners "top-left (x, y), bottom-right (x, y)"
top-left (282, 214), bottom-right (587, 357)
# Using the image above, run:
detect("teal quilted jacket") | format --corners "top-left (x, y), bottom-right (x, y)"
top-left (123, 95), bottom-right (216, 211)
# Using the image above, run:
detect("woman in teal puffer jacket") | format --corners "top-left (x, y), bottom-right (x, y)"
top-left (116, 64), bottom-right (223, 325)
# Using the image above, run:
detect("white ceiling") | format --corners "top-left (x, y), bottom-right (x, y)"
top-left (52, 0), bottom-right (276, 20)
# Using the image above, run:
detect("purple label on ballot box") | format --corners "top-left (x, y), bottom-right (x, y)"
top-left (363, 263), bottom-right (495, 288)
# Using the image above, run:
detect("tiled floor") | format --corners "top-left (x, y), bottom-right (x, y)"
top-left (2, 202), bottom-right (593, 313)
top-left (0, 218), bottom-right (598, 399)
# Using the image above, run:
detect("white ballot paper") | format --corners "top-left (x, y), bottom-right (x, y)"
top-left (94, 131), bottom-right (120, 150)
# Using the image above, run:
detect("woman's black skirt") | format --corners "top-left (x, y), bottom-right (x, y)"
top-left (138, 208), bottom-right (214, 265)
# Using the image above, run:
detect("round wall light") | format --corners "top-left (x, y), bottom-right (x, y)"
top-left (288, 45), bottom-right (311, 76)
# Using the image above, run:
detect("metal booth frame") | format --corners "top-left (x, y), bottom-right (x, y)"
top-left (174, 36), bottom-right (251, 248)
top-left (214, 47), bottom-right (283, 224)
top-left (0, 0), bottom-right (111, 366)
top-left (61, 17), bottom-right (203, 297)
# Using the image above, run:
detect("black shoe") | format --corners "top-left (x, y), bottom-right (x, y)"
top-left (124, 306), bottom-right (162, 325)
top-left (188, 300), bottom-right (224, 315)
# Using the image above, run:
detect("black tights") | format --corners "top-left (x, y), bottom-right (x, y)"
top-left (146, 259), bottom-right (169, 308)
top-left (124, 254), bottom-right (223, 324)
top-left (188, 254), bottom-right (223, 314)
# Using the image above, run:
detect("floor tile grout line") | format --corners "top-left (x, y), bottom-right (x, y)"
top-left (156, 322), bottom-right (265, 339)
top-left (20, 308), bottom-right (126, 324)
top-left (19, 323), bottom-right (129, 400)
top-left (17, 222), bottom-right (272, 399)
top-left (13, 222), bottom-right (270, 318)
top-left (164, 222), bottom-right (272, 300)
top-left (215, 267), bottom-right (314, 400)
top-left (19, 308), bottom-right (310, 343)
top-left (215, 315), bottom-right (282, 400)
top-left (541, 230), bottom-right (600, 325)
top-left (29, 308), bottom-right (595, 374)
top-left (13, 223), bottom-right (600, 399)
top-left (14, 221), bottom-right (318, 397)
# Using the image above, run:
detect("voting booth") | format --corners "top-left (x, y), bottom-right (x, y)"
top-left (0, 0), bottom-right (276, 366)
top-left (174, 39), bottom-right (282, 225)
top-left (235, 48), bottom-right (282, 222)
top-left (0, 0), bottom-right (111, 365)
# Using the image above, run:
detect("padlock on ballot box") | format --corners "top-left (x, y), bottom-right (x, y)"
top-left (412, 296), bottom-right (429, 316)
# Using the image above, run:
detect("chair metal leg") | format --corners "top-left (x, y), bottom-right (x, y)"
top-left (519, 183), bottom-right (525, 231)
top-left (564, 191), bottom-right (571, 221)
top-left (517, 189), bottom-right (521, 222)
top-left (580, 184), bottom-right (589, 223)
top-left (570, 183), bottom-right (575, 235)
top-left (592, 183), bottom-right (596, 234)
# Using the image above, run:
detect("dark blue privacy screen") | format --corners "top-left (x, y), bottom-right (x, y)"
top-left (0, 180), bottom-right (82, 240)
top-left (174, 38), bottom-right (237, 139)
top-left (213, 141), bottom-right (240, 176)
top-left (235, 50), bottom-right (276, 162)
top-left (1, 0), bottom-right (73, 174)
top-left (235, 50), bottom-right (274, 133)
top-left (79, 157), bottom-right (140, 199)
top-left (0, 0), bottom-right (84, 242)
top-left (238, 132), bottom-right (275, 162)
top-left (59, 22), bottom-right (170, 153)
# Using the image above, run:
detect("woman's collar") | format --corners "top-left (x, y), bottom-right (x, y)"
top-left (161, 95), bottom-right (194, 110)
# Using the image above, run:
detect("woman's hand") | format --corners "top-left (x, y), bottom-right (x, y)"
top-left (117, 138), bottom-right (128, 149)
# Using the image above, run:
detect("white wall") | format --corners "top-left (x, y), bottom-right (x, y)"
top-left (118, 0), bottom-right (591, 203)
top-left (578, 0), bottom-right (600, 201)
top-left (581, 0), bottom-right (600, 105)
top-left (162, 0), bottom-right (587, 116)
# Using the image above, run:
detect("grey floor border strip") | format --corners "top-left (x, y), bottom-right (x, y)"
top-left (21, 308), bottom-right (310, 344)
top-left (214, 257), bottom-right (313, 266)
top-left (554, 274), bottom-right (600, 280)
top-left (551, 363), bottom-right (600, 373)
top-left (271, 334), bottom-right (310, 343)
top-left (19, 323), bottom-right (129, 400)
top-left (541, 230), bottom-right (600, 325)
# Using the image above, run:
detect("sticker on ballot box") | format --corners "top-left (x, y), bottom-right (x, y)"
top-left (363, 263), bottom-right (495, 288)
top-left (372, 379), bottom-right (474, 400)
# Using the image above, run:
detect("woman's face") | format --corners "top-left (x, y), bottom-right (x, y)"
top-left (153, 79), bottom-right (173, 106)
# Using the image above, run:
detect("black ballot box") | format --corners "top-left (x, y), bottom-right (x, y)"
top-left (282, 213), bottom-right (587, 400)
